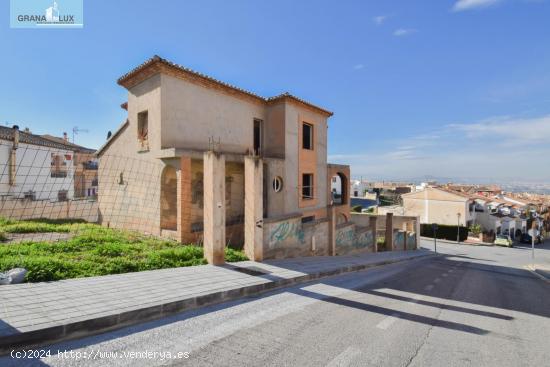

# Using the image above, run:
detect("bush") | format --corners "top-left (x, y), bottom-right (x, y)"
top-left (469, 224), bottom-right (482, 236)
top-left (351, 205), bottom-right (363, 213)
top-left (421, 224), bottom-right (468, 242)
top-left (376, 237), bottom-right (386, 251)
top-left (0, 231), bottom-right (6, 242)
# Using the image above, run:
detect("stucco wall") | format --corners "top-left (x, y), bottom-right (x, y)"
top-left (334, 223), bottom-right (375, 255)
top-left (283, 103), bottom-right (328, 217)
top-left (160, 74), bottom-right (266, 153)
top-left (262, 214), bottom-right (329, 259)
top-left (264, 158), bottom-right (286, 217)
top-left (98, 76), bottom-right (164, 235)
top-left (0, 197), bottom-right (98, 222)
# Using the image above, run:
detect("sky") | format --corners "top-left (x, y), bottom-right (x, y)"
top-left (1, 0), bottom-right (549, 182)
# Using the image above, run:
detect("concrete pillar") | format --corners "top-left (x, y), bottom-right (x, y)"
top-left (386, 213), bottom-right (394, 251)
top-left (203, 151), bottom-right (225, 265)
top-left (179, 157), bottom-right (194, 244)
top-left (369, 216), bottom-right (378, 252)
top-left (329, 206), bottom-right (337, 256)
top-left (244, 156), bottom-right (263, 261)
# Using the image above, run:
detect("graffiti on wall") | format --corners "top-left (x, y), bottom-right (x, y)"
top-left (336, 226), bottom-right (355, 247)
top-left (394, 230), bottom-right (405, 250)
top-left (268, 220), bottom-right (305, 249)
top-left (336, 226), bottom-right (374, 253)
top-left (355, 230), bottom-right (374, 249)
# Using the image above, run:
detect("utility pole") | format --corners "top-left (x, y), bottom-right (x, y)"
top-left (457, 212), bottom-right (461, 244)
top-left (432, 223), bottom-right (438, 254)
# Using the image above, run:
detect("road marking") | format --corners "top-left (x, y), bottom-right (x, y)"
top-left (376, 313), bottom-right (400, 330)
top-left (442, 273), bottom-right (448, 277)
top-left (325, 346), bottom-right (361, 367)
top-left (448, 269), bottom-right (454, 273)
top-left (424, 284), bottom-right (434, 291)
top-left (434, 278), bottom-right (441, 283)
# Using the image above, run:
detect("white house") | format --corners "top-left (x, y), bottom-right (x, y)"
top-left (350, 180), bottom-right (373, 198)
top-left (0, 126), bottom-right (75, 201)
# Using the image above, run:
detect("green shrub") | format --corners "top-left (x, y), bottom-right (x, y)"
top-left (351, 205), bottom-right (363, 213)
top-left (225, 247), bottom-right (248, 262)
top-left (0, 231), bottom-right (6, 242)
top-left (469, 224), bottom-right (482, 235)
top-left (421, 224), bottom-right (468, 242)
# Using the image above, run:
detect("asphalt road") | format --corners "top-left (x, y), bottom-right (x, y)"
top-left (3, 241), bottom-right (550, 367)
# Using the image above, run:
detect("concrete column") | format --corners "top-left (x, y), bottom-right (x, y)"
top-left (329, 206), bottom-right (337, 256)
top-left (386, 213), bottom-right (394, 251)
top-left (203, 151), bottom-right (225, 265)
top-left (244, 156), bottom-right (264, 261)
top-left (369, 216), bottom-right (378, 252)
top-left (179, 157), bottom-right (194, 244)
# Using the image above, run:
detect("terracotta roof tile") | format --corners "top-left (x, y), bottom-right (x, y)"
top-left (117, 56), bottom-right (333, 117)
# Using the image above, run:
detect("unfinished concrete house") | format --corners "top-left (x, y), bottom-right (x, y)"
top-left (97, 56), bottom-right (356, 263)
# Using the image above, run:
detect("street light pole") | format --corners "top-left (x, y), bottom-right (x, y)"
top-left (457, 213), bottom-right (461, 244)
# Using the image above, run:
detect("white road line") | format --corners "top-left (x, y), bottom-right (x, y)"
top-left (434, 278), bottom-right (441, 283)
top-left (325, 346), bottom-right (362, 367)
top-left (424, 284), bottom-right (434, 291)
top-left (376, 313), bottom-right (400, 330)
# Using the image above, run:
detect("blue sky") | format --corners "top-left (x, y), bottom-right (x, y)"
top-left (1, 0), bottom-right (549, 181)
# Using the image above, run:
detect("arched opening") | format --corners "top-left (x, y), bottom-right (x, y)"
top-left (160, 166), bottom-right (178, 231)
top-left (330, 172), bottom-right (348, 205)
top-left (337, 213), bottom-right (348, 225)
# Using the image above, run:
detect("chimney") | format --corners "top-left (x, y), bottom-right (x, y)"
top-left (12, 125), bottom-right (19, 149)
top-left (63, 132), bottom-right (68, 141)
top-left (24, 127), bottom-right (30, 133)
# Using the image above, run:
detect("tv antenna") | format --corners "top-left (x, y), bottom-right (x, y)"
top-left (72, 126), bottom-right (89, 143)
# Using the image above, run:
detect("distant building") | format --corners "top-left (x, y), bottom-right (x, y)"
top-left (0, 126), bottom-right (76, 201)
top-left (41, 133), bottom-right (97, 198)
top-left (401, 187), bottom-right (475, 226)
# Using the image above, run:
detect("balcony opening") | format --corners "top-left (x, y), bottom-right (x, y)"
top-left (253, 119), bottom-right (262, 155)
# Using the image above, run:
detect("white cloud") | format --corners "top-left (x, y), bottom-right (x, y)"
top-left (329, 114), bottom-right (550, 181)
top-left (373, 15), bottom-right (388, 25)
top-left (448, 115), bottom-right (550, 144)
top-left (393, 28), bottom-right (417, 37)
top-left (353, 64), bottom-right (365, 70)
top-left (452, 0), bottom-right (501, 12)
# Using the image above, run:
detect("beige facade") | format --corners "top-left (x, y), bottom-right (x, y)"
top-left (97, 56), bottom-right (350, 262)
top-left (401, 187), bottom-right (475, 226)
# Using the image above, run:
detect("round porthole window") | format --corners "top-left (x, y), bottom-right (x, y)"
top-left (272, 176), bottom-right (283, 192)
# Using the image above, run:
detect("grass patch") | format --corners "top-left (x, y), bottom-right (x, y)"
top-left (0, 217), bottom-right (94, 234)
top-left (0, 218), bottom-right (247, 282)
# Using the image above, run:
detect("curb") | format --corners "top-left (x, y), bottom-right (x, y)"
top-left (0, 252), bottom-right (432, 354)
top-left (525, 265), bottom-right (550, 283)
top-left (420, 237), bottom-right (495, 247)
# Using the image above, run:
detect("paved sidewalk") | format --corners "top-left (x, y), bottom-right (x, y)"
top-left (0, 249), bottom-right (431, 353)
